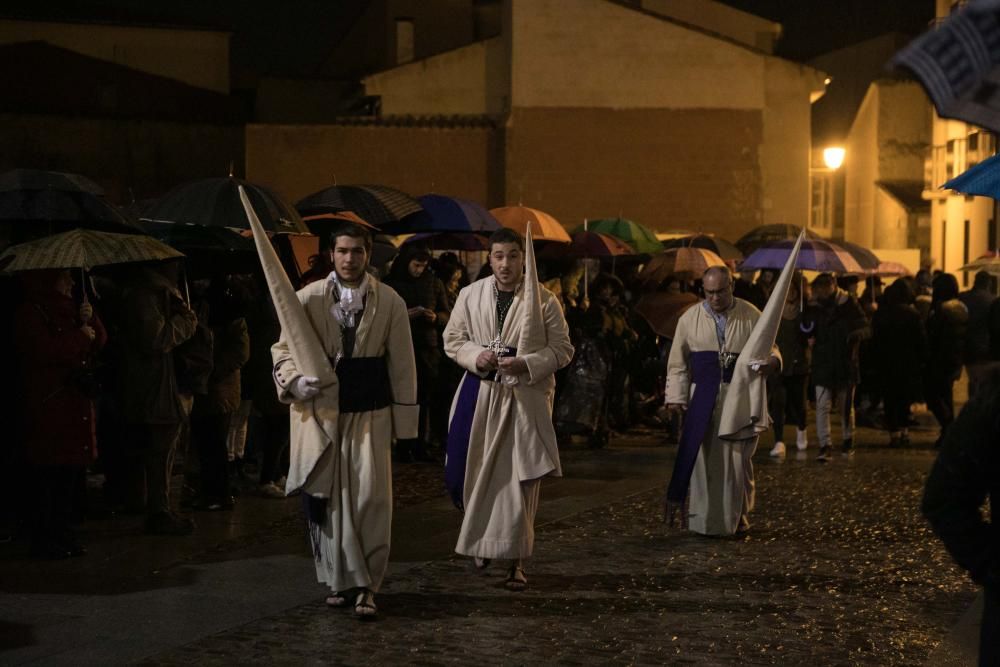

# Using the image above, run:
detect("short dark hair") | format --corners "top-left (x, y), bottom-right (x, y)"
top-left (329, 223), bottom-right (372, 254)
top-left (974, 270), bottom-right (991, 289)
top-left (702, 266), bottom-right (732, 285)
top-left (812, 273), bottom-right (835, 291)
top-left (488, 228), bottom-right (525, 252)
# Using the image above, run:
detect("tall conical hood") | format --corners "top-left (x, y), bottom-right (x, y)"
top-left (240, 186), bottom-right (339, 495)
top-left (518, 221), bottom-right (546, 355)
top-left (718, 230), bottom-right (805, 440)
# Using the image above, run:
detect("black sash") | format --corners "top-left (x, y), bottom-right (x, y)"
top-left (331, 355), bottom-right (392, 413)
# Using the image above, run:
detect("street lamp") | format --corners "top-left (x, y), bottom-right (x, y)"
top-left (823, 147), bottom-right (846, 170)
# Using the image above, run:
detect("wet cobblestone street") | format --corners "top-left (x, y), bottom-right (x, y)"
top-left (139, 432), bottom-right (977, 666)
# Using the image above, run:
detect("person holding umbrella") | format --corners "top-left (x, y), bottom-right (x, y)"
top-left (15, 269), bottom-right (106, 557)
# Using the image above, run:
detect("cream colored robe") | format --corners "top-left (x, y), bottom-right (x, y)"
top-left (443, 277), bottom-right (574, 559)
top-left (272, 277), bottom-right (418, 593)
top-left (666, 298), bottom-right (778, 536)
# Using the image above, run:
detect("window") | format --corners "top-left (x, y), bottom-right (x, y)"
top-left (989, 218), bottom-right (996, 252)
top-left (942, 220), bottom-right (947, 270)
top-left (969, 132), bottom-right (980, 151)
top-left (964, 219), bottom-right (971, 286)
top-left (947, 139), bottom-right (956, 153)
top-left (395, 18), bottom-right (415, 65)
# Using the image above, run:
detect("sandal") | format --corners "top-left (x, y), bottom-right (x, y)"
top-left (473, 557), bottom-right (491, 571)
top-left (354, 589), bottom-right (377, 619)
top-left (325, 591), bottom-right (348, 608)
top-left (504, 565), bottom-right (527, 591)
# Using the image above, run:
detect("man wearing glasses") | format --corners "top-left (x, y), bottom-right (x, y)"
top-left (664, 266), bottom-right (780, 536)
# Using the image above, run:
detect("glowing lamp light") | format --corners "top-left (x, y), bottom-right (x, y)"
top-left (823, 147), bottom-right (846, 170)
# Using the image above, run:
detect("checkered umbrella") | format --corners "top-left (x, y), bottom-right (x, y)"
top-left (0, 228), bottom-right (183, 272)
top-left (297, 184), bottom-right (422, 227)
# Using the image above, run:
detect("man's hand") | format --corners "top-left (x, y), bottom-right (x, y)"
top-left (476, 350), bottom-right (497, 372)
top-left (497, 356), bottom-right (528, 376)
top-left (752, 356), bottom-right (781, 377)
top-left (290, 375), bottom-right (321, 401)
top-left (79, 302), bottom-right (93, 322)
top-left (407, 307), bottom-right (423, 320)
top-left (80, 325), bottom-right (96, 341)
top-left (422, 308), bottom-right (437, 323)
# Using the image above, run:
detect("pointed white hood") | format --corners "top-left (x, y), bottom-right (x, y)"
top-left (718, 230), bottom-right (805, 440)
top-left (517, 222), bottom-right (547, 355)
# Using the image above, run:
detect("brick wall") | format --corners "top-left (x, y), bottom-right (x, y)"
top-left (246, 123), bottom-right (503, 208)
top-left (505, 107), bottom-right (764, 240)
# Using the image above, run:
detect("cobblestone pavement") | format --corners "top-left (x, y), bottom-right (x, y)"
top-left (142, 430), bottom-right (978, 666)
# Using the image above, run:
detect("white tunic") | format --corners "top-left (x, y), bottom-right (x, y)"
top-left (443, 277), bottom-right (574, 559)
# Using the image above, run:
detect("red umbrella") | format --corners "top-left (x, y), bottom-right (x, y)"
top-left (539, 231), bottom-right (635, 259)
top-left (634, 292), bottom-right (700, 338)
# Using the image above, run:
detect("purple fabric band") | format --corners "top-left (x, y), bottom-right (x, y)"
top-left (445, 372), bottom-right (481, 510)
top-left (666, 351), bottom-right (734, 503)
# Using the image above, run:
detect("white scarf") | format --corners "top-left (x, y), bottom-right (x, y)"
top-left (327, 271), bottom-right (370, 328)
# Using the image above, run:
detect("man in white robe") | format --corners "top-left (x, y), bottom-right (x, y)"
top-left (665, 267), bottom-right (780, 536)
top-left (272, 224), bottom-right (418, 618)
top-left (443, 227), bottom-right (573, 590)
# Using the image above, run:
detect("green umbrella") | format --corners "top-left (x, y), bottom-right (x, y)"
top-left (572, 217), bottom-right (661, 254)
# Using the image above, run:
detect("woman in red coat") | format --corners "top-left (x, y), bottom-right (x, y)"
top-left (15, 269), bottom-right (107, 558)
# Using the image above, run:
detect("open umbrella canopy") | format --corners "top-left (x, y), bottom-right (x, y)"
top-left (638, 247), bottom-right (726, 286)
top-left (960, 250), bottom-right (1000, 274)
top-left (735, 224), bottom-right (820, 256)
top-left (402, 232), bottom-right (490, 251)
top-left (1, 228), bottom-right (182, 272)
top-left (0, 168), bottom-right (140, 234)
top-left (573, 217), bottom-right (661, 254)
top-left (491, 205), bottom-right (570, 242)
top-left (943, 152), bottom-right (1000, 198)
top-left (662, 234), bottom-right (743, 261)
top-left (296, 184), bottom-right (422, 226)
top-left (740, 238), bottom-right (863, 274)
top-left (144, 221), bottom-right (257, 274)
top-left (539, 230), bottom-right (635, 259)
top-left (143, 177), bottom-right (308, 234)
top-left (634, 292), bottom-right (700, 338)
top-left (838, 240), bottom-right (881, 271)
top-left (381, 194), bottom-right (500, 235)
top-left (870, 261), bottom-right (913, 277)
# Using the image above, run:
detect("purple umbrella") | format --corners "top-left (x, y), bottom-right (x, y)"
top-left (382, 194), bottom-right (501, 234)
top-left (403, 232), bottom-right (490, 251)
top-left (739, 239), bottom-right (863, 274)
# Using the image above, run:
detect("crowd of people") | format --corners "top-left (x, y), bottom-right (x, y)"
top-left (2, 226), bottom-right (995, 564)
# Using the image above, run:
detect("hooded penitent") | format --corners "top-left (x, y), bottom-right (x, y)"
top-left (718, 230), bottom-right (805, 440)
top-left (239, 186), bottom-right (339, 494)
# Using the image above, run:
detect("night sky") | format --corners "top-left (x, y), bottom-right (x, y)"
top-left (2, 0), bottom-right (937, 77)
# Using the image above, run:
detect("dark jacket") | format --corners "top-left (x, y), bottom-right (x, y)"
top-left (927, 299), bottom-right (968, 380)
top-left (118, 268), bottom-right (198, 424)
top-left (385, 260), bottom-right (451, 351)
top-left (775, 311), bottom-right (810, 376)
top-left (871, 281), bottom-right (927, 401)
top-left (15, 289), bottom-right (107, 466)
top-left (958, 287), bottom-right (993, 365)
top-left (922, 366), bottom-right (1000, 591)
top-left (810, 289), bottom-right (870, 388)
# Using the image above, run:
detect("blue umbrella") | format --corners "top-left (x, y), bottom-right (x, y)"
top-left (403, 231), bottom-right (490, 251)
top-left (943, 153), bottom-right (1000, 197)
top-left (739, 239), bottom-right (864, 274)
top-left (381, 194), bottom-right (500, 234)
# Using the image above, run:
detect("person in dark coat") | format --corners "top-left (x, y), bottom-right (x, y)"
top-left (922, 366), bottom-right (1000, 666)
top-left (871, 279), bottom-right (927, 447)
top-left (118, 260), bottom-right (198, 535)
top-left (15, 269), bottom-right (107, 558)
top-left (925, 272), bottom-right (968, 446)
top-left (809, 273), bottom-right (870, 460)
top-left (768, 276), bottom-right (811, 457)
top-left (959, 270), bottom-right (995, 399)
top-left (384, 243), bottom-right (451, 462)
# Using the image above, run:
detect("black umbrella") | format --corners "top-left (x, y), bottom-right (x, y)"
top-left (296, 184), bottom-right (422, 227)
top-left (141, 177), bottom-right (308, 234)
top-left (0, 168), bottom-right (141, 235)
top-left (144, 221), bottom-right (259, 275)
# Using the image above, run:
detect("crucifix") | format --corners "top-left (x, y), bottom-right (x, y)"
top-left (486, 334), bottom-right (508, 360)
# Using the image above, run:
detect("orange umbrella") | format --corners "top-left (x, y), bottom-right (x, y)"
top-left (301, 210), bottom-right (378, 230)
top-left (639, 247), bottom-right (725, 286)
top-left (490, 205), bottom-right (570, 243)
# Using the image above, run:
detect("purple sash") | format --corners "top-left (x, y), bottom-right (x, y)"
top-left (666, 351), bottom-right (734, 503)
top-left (445, 372), bottom-right (480, 509)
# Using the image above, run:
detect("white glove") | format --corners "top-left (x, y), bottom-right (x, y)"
top-left (289, 375), bottom-right (321, 401)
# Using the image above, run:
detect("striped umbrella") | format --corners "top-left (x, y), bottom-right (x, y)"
top-left (739, 239), bottom-right (864, 273)
top-left (0, 228), bottom-right (183, 272)
top-left (491, 205), bottom-right (570, 242)
top-left (573, 217), bottom-right (662, 254)
top-left (735, 224), bottom-right (821, 256)
top-left (297, 184), bottom-right (422, 227)
top-left (638, 247), bottom-right (726, 286)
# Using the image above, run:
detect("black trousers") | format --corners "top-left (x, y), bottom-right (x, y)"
top-left (190, 412), bottom-right (232, 500)
top-left (254, 413), bottom-right (290, 485)
top-left (770, 374), bottom-right (807, 443)
top-left (883, 387), bottom-right (912, 432)
top-left (924, 374), bottom-right (956, 431)
top-left (32, 464), bottom-right (83, 547)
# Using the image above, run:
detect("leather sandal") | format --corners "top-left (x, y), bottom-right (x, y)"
top-left (504, 565), bottom-right (527, 591)
top-left (354, 589), bottom-right (377, 618)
